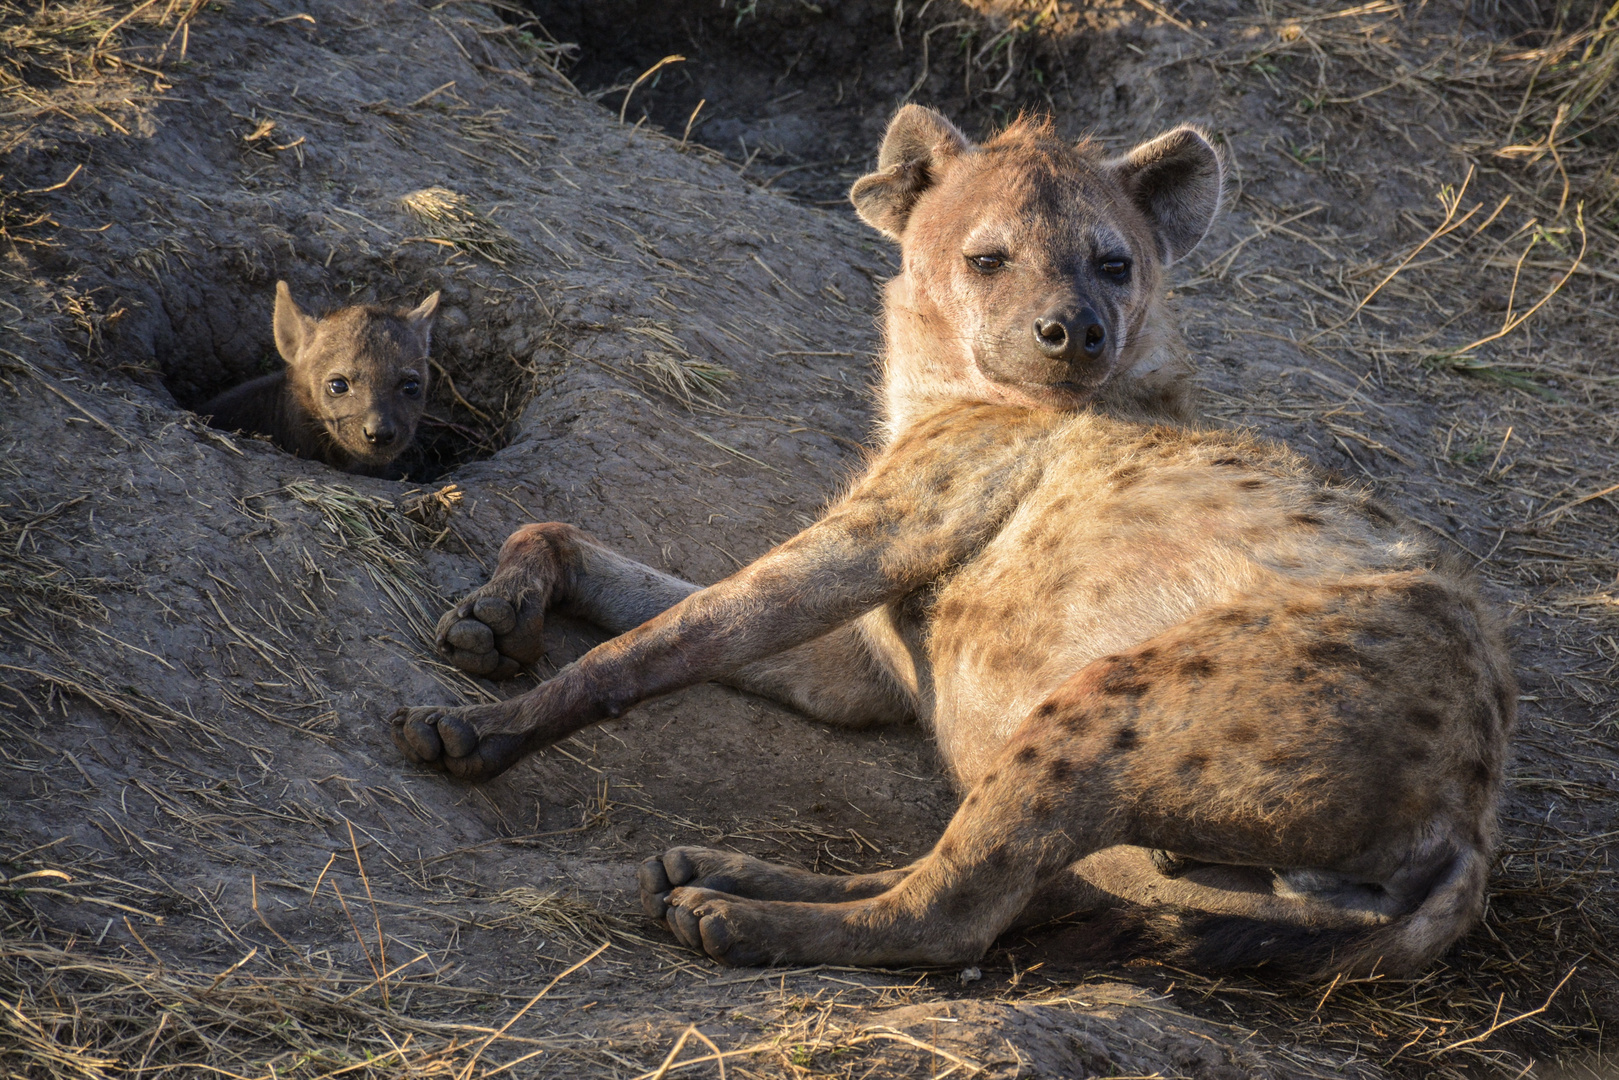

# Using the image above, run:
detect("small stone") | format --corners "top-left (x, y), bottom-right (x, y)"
top-left (959, 966), bottom-right (982, 984)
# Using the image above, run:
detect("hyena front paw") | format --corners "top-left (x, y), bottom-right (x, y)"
top-left (435, 523), bottom-right (578, 678)
top-left (389, 702), bottom-right (530, 781)
top-left (662, 888), bottom-right (774, 967)
top-left (436, 592), bottom-right (538, 679)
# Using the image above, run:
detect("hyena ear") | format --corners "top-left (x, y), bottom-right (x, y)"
top-left (272, 280), bottom-right (319, 366)
top-left (404, 290), bottom-right (440, 349)
top-left (849, 105), bottom-right (971, 240)
top-left (1109, 127), bottom-right (1224, 265)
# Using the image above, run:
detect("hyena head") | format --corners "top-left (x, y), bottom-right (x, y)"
top-left (273, 280), bottom-right (439, 468)
top-left (851, 106), bottom-right (1223, 427)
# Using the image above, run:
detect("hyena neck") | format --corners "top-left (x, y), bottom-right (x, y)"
top-left (877, 281), bottom-right (1199, 446)
top-left (1094, 297), bottom-right (1200, 426)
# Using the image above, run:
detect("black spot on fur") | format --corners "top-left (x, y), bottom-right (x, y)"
top-left (1290, 513), bottom-right (1325, 528)
top-left (1211, 457), bottom-right (1247, 467)
top-left (1179, 656), bottom-right (1216, 678)
top-left (1101, 672), bottom-right (1151, 697)
top-left (1238, 478), bottom-right (1265, 490)
top-left (1036, 701), bottom-right (1059, 719)
top-left (1014, 745), bottom-right (1040, 765)
top-left (1302, 639), bottom-right (1366, 667)
top-left (1112, 725), bottom-right (1139, 751)
top-left (1178, 751), bottom-right (1210, 775)
top-left (1047, 758), bottom-right (1074, 782)
top-left (1226, 724), bottom-right (1257, 744)
top-left (1472, 758), bottom-right (1495, 786)
top-left (1408, 705), bottom-right (1444, 730)
top-left (1062, 710), bottom-right (1092, 735)
top-left (1099, 655), bottom-right (1153, 697)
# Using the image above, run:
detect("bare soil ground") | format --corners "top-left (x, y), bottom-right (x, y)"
top-left (2, 1), bottom-right (1617, 1077)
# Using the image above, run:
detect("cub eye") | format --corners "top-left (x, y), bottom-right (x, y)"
top-left (400, 379), bottom-right (421, 397)
top-left (326, 377), bottom-right (350, 396)
top-left (1099, 258), bottom-right (1130, 280)
top-left (968, 253), bottom-right (1005, 273)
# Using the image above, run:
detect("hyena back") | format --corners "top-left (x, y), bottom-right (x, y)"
top-left (390, 107), bottom-right (1513, 978)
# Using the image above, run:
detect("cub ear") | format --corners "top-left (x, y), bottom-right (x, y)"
top-left (404, 290), bottom-right (440, 349)
top-left (849, 105), bottom-right (971, 240)
top-left (1109, 127), bottom-right (1224, 265)
top-left (272, 281), bottom-right (319, 366)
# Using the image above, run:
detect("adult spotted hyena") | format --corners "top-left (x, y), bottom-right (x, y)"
top-left (392, 107), bottom-right (1514, 977)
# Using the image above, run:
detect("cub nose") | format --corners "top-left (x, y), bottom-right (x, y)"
top-left (1032, 309), bottom-right (1107, 361)
top-left (364, 421), bottom-right (396, 445)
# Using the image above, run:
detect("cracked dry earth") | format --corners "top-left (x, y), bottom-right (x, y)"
top-left (2, 1), bottom-right (1618, 1078)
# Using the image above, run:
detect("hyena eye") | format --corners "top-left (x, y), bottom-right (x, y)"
top-left (968, 253), bottom-right (1005, 274)
top-left (1099, 258), bottom-right (1130, 280)
top-left (326, 377), bottom-right (350, 396)
top-left (400, 379), bottom-right (421, 397)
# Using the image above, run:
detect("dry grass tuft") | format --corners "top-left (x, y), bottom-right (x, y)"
top-left (399, 186), bottom-right (519, 266)
top-left (278, 479), bottom-right (448, 643)
top-left (633, 351), bottom-right (739, 406)
top-left (493, 886), bottom-right (642, 951)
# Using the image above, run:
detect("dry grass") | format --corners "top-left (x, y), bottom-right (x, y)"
top-left (399, 186), bottom-right (519, 267)
top-left (0, 868), bottom-right (615, 1080)
top-left (0, 0), bottom-right (205, 92)
top-left (277, 479), bottom-right (454, 646)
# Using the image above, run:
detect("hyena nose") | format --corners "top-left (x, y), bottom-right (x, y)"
top-left (1033, 309), bottom-right (1107, 361)
top-left (364, 421), bottom-right (396, 445)
top-left (1033, 316), bottom-right (1070, 358)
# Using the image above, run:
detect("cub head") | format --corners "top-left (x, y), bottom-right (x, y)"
top-left (851, 106), bottom-right (1222, 422)
top-left (273, 281), bottom-right (439, 469)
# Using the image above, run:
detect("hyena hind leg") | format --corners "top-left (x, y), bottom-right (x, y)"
top-left (639, 847), bottom-right (910, 921)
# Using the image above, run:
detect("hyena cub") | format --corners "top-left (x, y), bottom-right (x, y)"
top-left (391, 107), bottom-right (1514, 978)
top-left (202, 281), bottom-right (439, 476)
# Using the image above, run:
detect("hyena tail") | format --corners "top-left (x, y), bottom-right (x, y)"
top-left (1150, 846), bottom-right (1489, 979)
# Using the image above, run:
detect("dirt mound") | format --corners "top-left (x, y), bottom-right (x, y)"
top-left (2, 0), bottom-right (1618, 1077)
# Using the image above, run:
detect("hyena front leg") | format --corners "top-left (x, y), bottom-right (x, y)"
top-left (434, 523), bottom-right (696, 679)
top-left (394, 414), bottom-right (1039, 780)
top-left (431, 522), bottom-right (912, 725)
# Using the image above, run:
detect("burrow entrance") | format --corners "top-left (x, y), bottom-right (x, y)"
top-left (512, 0), bottom-right (1098, 207)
